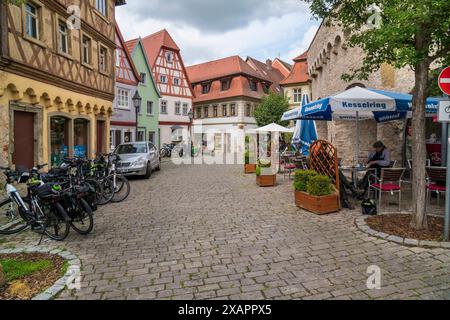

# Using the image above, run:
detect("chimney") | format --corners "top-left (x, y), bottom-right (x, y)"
top-left (266, 59), bottom-right (272, 69)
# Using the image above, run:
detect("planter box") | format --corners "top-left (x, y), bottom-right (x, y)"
top-left (244, 164), bottom-right (257, 174)
top-left (257, 174), bottom-right (277, 187)
top-left (295, 191), bottom-right (340, 215)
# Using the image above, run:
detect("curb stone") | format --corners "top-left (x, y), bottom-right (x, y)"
top-left (0, 246), bottom-right (81, 300)
top-left (355, 215), bottom-right (449, 249)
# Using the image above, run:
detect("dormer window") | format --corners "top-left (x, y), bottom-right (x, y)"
top-left (249, 79), bottom-right (258, 92)
top-left (202, 82), bottom-right (211, 94)
top-left (221, 79), bottom-right (231, 91)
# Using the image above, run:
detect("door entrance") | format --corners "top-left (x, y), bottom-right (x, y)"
top-left (97, 120), bottom-right (105, 155)
top-left (13, 111), bottom-right (35, 170)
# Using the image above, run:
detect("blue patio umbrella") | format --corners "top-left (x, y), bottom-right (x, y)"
top-left (281, 87), bottom-right (440, 164)
top-left (298, 95), bottom-right (318, 156)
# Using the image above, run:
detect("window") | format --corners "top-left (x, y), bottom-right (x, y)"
top-left (147, 101), bottom-right (153, 115)
top-left (160, 75), bottom-right (167, 84)
top-left (213, 106), bottom-right (218, 117)
top-left (82, 35), bottom-right (92, 65)
top-left (161, 100), bottom-right (167, 114)
top-left (137, 131), bottom-right (145, 142)
top-left (202, 83), bottom-right (211, 94)
top-left (263, 83), bottom-right (270, 94)
top-left (221, 79), bottom-right (231, 91)
top-left (175, 102), bottom-right (181, 115)
top-left (246, 104), bottom-right (251, 117)
top-left (173, 77), bottom-right (180, 86)
top-left (25, 2), bottom-right (39, 39)
top-left (117, 89), bottom-right (130, 109)
top-left (140, 73), bottom-right (147, 85)
top-left (204, 106), bottom-right (209, 118)
top-left (96, 0), bottom-right (107, 16)
top-left (293, 89), bottom-right (302, 103)
top-left (166, 51), bottom-right (173, 63)
top-left (249, 79), bottom-right (258, 92)
top-left (58, 21), bottom-right (68, 54)
top-left (222, 105), bottom-right (228, 117)
top-left (99, 46), bottom-right (107, 73)
top-left (230, 104), bottom-right (236, 116)
top-left (149, 132), bottom-right (156, 144)
top-left (183, 103), bottom-right (189, 116)
top-left (196, 107), bottom-right (202, 119)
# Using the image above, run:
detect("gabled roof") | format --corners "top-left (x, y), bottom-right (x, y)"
top-left (115, 24), bottom-right (140, 84)
top-left (245, 57), bottom-right (285, 92)
top-left (280, 51), bottom-right (310, 86)
top-left (140, 29), bottom-right (180, 67)
top-left (186, 55), bottom-right (271, 84)
top-left (272, 58), bottom-right (293, 78)
top-left (126, 38), bottom-right (162, 99)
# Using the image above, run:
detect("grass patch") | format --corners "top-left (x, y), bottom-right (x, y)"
top-left (0, 259), bottom-right (53, 282)
top-left (60, 260), bottom-right (69, 277)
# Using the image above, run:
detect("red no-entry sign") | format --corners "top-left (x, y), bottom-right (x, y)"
top-left (439, 67), bottom-right (450, 95)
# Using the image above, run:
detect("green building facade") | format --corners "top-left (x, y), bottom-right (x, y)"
top-left (127, 38), bottom-right (161, 148)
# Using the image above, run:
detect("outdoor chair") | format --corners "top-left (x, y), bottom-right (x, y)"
top-left (390, 160), bottom-right (397, 168)
top-left (426, 167), bottom-right (447, 207)
top-left (281, 155), bottom-right (297, 180)
top-left (408, 159), bottom-right (431, 170)
top-left (368, 168), bottom-right (406, 212)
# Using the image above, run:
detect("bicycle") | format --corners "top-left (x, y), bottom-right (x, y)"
top-left (0, 165), bottom-right (71, 242)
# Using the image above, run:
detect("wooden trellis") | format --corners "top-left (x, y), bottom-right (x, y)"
top-left (309, 140), bottom-right (340, 193)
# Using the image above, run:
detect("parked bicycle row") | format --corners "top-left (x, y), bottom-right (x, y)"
top-left (0, 153), bottom-right (133, 243)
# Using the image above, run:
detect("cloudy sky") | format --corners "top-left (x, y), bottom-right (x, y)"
top-left (116, 0), bottom-right (320, 66)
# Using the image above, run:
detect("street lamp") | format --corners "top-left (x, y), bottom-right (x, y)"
top-left (132, 91), bottom-right (142, 142)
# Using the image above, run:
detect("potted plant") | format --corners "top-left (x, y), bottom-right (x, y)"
top-left (256, 159), bottom-right (276, 187)
top-left (294, 170), bottom-right (340, 215)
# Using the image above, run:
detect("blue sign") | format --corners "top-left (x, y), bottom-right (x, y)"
top-left (74, 145), bottom-right (87, 158)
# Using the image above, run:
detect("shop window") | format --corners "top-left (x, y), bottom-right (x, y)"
top-left (137, 131), bottom-right (145, 142)
top-left (50, 116), bottom-right (69, 167)
top-left (124, 132), bottom-right (133, 143)
top-left (74, 119), bottom-right (89, 158)
top-left (149, 131), bottom-right (156, 144)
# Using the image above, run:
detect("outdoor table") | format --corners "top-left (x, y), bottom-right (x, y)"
top-left (340, 166), bottom-right (376, 188)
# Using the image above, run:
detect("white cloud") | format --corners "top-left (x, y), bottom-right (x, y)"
top-left (116, 1), bottom-right (320, 66)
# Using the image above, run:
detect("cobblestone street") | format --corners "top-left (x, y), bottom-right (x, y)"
top-left (2, 161), bottom-right (450, 300)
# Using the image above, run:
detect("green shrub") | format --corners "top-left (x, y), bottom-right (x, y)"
top-left (258, 159), bottom-right (271, 168)
top-left (245, 151), bottom-right (250, 164)
top-left (255, 166), bottom-right (261, 176)
top-left (293, 170), bottom-right (318, 192)
top-left (307, 175), bottom-right (333, 196)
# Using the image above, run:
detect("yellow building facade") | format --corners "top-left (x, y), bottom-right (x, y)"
top-left (0, 0), bottom-right (122, 169)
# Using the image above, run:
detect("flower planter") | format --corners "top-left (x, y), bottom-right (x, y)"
top-left (295, 191), bottom-right (340, 215)
top-left (244, 164), bottom-right (257, 174)
top-left (257, 174), bottom-right (277, 187)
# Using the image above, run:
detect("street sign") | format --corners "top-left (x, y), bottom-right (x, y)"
top-left (438, 67), bottom-right (450, 95)
top-left (438, 101), bottom-right (450, 123)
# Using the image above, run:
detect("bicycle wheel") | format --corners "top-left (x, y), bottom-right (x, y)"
top-left (160, 148), bottom-right (168, 158)
top-left (70, 199), bottom-right (94, 235)
top-left (0, 198), bottom-right (29, 235)
top-left (99, 178), bottom-right (115, 205)
top-left (109, 175), bottom-right (131, 203)
top-left (43, 202), bottom-right (70, 241)
top-left (86, 178), bottom-right (109, 206)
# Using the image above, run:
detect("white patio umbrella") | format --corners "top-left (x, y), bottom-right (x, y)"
top-left (255, 123), bottom-right (294, 133)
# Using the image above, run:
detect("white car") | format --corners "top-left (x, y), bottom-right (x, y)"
top-left (115, 142), bottom-right (161, 179)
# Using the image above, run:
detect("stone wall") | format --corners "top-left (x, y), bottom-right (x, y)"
top-left (307, 22), bottom-right (415, 165)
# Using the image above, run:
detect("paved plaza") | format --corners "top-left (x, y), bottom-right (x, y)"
top-left (1, 161), bottom-right (450, 300)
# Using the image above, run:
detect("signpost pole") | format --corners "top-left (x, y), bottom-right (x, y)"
top-left (445, 119), bottom-right (450, 241)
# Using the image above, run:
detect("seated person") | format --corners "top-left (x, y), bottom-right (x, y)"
top-left (358, 141), bottom-right (392, 191)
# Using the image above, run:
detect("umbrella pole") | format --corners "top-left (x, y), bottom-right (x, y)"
top-left (356, 111), bottom-right (360, 166)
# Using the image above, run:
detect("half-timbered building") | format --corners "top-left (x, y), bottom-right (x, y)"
top-left (140, 29), bottom-right (193, 146)
top-left (0, 0), bottom-right (124, 169)
top-left (110, 25), bottom-right (140, 147)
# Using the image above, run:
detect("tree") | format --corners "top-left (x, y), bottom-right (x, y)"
top-left (254, 92), bottom-right (290, 127)
top-left (303, 0), bottom-right (450, 230)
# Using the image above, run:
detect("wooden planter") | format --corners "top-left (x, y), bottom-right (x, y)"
top-left (257, 174), bottom-right (277, 187)
top-left (244, 164), bottom-right (257, 174)
top-left (295, 191), bottom-right (340, 215)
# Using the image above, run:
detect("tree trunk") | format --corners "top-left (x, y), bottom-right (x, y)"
top-left (411, 59), bottom-right (431, 230)
top-left (0, 263), bottom-right (5, 287)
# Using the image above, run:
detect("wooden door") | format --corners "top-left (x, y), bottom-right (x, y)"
top-left (97, 120), bottom-right (105, 155)
top-left (13, 111), bottom-right (34, 170)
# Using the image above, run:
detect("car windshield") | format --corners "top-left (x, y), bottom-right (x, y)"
top-left (116, 144), bottom-right (147, 155)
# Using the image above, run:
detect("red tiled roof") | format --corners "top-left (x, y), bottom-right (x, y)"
top-left (272, 58), bottom-right (292, 78)
top-left (280, 51), bottom-right (310, 85)
top-left (125, 38), bottom-right (139, 55)
top-left (246, 57), bottom-right (285, 92)
top-left (140, 29), bottom-right (180, 67)
top-left (186, 56), bottom-right (270, 84)
top-left (191, 75), bottom-right (268, 104)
